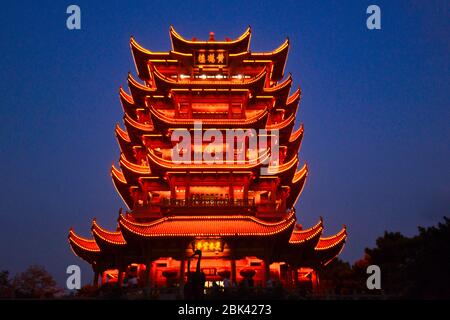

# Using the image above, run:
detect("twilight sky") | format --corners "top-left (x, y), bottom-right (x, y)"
top-left (0, 0), bottom-right (448, 287)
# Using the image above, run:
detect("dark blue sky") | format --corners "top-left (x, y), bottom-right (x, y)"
top-left (0, 1), bottom-right (448, 287)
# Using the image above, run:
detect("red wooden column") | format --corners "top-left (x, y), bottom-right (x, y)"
top-left (185, 174), bottom-right (190, 205)
top-left (270, 180), bottom-right (277, 203)
top-left (228, 90), bottom-right (232, 119)
top-left (243, 175), bottom-right (249, 203)
top-left (293, 268), bottom-right (299, 289)
top-left (174, 94), bottom-right (180, 117)
top-left (179, 255), bottom-right (186, 296)
top-left (144, 260), bottom-right (152, 288)
top-left (93, 270), bottom-right (99, 287)
top-left (263, 259), bottom-right (271, 287)
top-left (169, 176), bottom-right (176, 201)
top-left (188, 90), bottom-right (193, 118)
top-left (311, 270), bottom-right (320, 293)
top-left (242, 91), bottom-right (249, 116)
top-left (230, 257), bottom-right (237, 286)
top-left (117, 265), bottom-right (125, 288)
top-left (228, 174), bottom-right (234, 205)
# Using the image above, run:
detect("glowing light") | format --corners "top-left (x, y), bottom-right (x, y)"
top-left (193, 239), bottom-right (223, 252)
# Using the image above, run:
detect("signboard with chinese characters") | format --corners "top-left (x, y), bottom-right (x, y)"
top-left (194, 50), bottom-right (228, 66)
top-left (192, 238), bottom-right (224, 252)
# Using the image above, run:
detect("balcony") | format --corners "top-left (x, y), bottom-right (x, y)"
top-left (162, 198), bottom-right (255, 208)
top-left (132, 197), bottom-right (281, 217)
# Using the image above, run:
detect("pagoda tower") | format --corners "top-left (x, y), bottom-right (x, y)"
top-left (69, 27), bottom-right (347, 291)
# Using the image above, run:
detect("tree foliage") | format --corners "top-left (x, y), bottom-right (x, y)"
top-left (320, 216), bottom-right (450, 299)
top-left (0, 271), bottom-right (12, 298)
top-left (12, 265), bottom-right (62, 299)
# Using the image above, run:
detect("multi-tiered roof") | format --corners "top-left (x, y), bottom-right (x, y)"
top-left (69, 27), bottom-right (346, 272)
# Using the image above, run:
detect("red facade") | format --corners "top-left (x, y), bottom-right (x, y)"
top-left (69, 27), bottom-right (347, 291)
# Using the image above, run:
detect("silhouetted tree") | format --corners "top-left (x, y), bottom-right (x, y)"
top-left (0, 271), bottom-right (12, 298)
top-left (320, 258), bottom-right (371, 295)
top-left (406, 216), bottom-right (450, 299)
top-left (351, 255), bottom-right (371, 293)
top-left (364, 231), bottom-right (417, 296)
top-left (320, 259), bottom-right (352, 294)
top-left (12, 265), bottom-right (62, 298)
top-left (319, 216), bottom-right (449, 299)
top-left (364, 216), bottom-right (450, 299)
